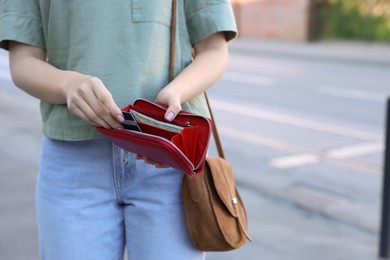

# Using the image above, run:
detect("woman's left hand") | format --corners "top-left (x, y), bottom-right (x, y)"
top-left (155, 86), bottom-right (182, 122)
top-left (135, 154), bottom-right (170, 169)
top-left (136, 32), bottom-right (228, 168)
top-left (135, 87), bottom-right (182, 168)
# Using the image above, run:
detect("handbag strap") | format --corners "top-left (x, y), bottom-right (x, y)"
top-left (169, 0), bottom-right (177, 82)
top-left (169, 0), bottom-right (226, 160)
top-left (204, 93), bottom-right (226, 159)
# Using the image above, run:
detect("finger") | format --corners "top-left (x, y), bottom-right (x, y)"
top-left (135, 156), bottom-right (150, 164)
top-left (144, 157), bottom-right (163, 166)
top-left (73, 77), bottom-right (122, 129)
top-left (145, 158), bottom-right (169, 168)
top-left (164, 103), bottom-right (181, 122)
top-left (83, 93), bottom-right (119, 128)
top-left (67, 88), bottom-right (112, 128)
top-left (155, 163), bottom-right (170, 169)
top-left (91, 78), bottom-right (124, 126)
top-left (144, 158), bottom-right (158, 165)
top-left (76, 99), bottom-right (112, 128)
top-left (135, 154), bottom-right (146, 160)
top-left (68, 83), bottom-right (113, 128)
top-left (68, 102), bottom-right (103, 127)
top-left (136, 155), bottom-right (169, 168)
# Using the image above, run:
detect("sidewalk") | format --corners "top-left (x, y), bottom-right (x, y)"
top-left (228, 38), bottom-right (390, 67)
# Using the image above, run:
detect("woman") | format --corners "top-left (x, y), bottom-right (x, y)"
top-left (0, 0), bottom-right (237, 259)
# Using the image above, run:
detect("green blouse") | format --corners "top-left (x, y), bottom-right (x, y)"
top-left (0, 0), bottom-right (237, 140)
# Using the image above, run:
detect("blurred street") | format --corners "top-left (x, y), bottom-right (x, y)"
top-left (1, 39), bottom-right (390, 260)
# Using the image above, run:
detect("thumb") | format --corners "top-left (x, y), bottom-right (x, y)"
top-left (164, 104), bottom-right (181, 122)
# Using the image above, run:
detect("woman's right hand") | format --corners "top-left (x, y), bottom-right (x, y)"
top-left (64, 74), bottom-right (124, 129)
top-left (9, 41), bottom-right (124, 129)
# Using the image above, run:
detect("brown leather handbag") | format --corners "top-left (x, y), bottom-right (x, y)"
top-left (181, 95), bottom-right (252, 251)
top-left (168, 0), bottom-right (251, 250)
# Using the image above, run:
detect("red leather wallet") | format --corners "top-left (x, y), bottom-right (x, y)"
top-left (96, 99), bottom-right (212, 176)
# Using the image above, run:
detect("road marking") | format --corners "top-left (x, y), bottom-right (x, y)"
top-left (221, 71), bottom-right (275, 87)
top-left (219, 125), bottom-right (382, 174)
top-left (325, 142), bottom-right (384, 159)
top-left (269, 143), bottom-right (383, 169)
top-left (270, 153), bottom-right (319, 168)
top-left (212, 99), bottom-right (382, 141)
top-left (219, 125), bottom-right (310, 154)
top-left (318, 86), bottom-right (386, 103)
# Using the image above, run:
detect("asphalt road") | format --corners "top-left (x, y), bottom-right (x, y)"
top-left (1, 41), bottom-right (390, 259)
top-left (216, 45), bottom-right (388, 221)
top-left (207, 44), bottom-right (390, 259)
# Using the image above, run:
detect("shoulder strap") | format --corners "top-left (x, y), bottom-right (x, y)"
top-left (169, 0), bottom-right (225, 159)
top-left (169, 0), bottom-right (177, 82)
top-left (204, 93), bottom-right (225, 159)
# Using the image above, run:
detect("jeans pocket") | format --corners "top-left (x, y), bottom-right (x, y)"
top-left (132, 0), bottom-right (172, 27)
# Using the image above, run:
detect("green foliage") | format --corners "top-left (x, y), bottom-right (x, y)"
top-left (317, 0), bottom-right (390, 42)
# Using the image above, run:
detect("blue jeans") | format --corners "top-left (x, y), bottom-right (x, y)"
top-left (37, 136), bottom-right (205, 260)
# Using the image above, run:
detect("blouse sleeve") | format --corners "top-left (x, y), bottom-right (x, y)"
top-left (0, 0), bottom-right (45, 50)
top-left (184, 0), bottom-right (238, 46)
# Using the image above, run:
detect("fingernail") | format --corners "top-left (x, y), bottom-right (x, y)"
top-left (116, 114), bottom-right (125, 122)
top-left (166, 111), bottom-right (175, 121)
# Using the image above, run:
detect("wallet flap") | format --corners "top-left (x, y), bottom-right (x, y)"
top-left (130, 99), bottom-right (212, 169)
top-left (96, 98), bottom-right (212, 176)
top-left (132, 99), bottom-right (212, 129)
top-left (97, 127), bottom-right (200, 174)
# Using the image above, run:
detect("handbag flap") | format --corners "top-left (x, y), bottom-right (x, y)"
top-left (206, 157), bottom-right (239, 218)
top-left (97, 126), bottom-right (197, 173)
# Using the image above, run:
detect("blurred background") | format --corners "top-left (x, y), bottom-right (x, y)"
top-left (1, 0), bottom-right (390, 259)
top-left (231, 0), bottom-right (390, 42)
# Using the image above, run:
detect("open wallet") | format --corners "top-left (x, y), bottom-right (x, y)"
top-left (96, 99), bottom-right (212, 176)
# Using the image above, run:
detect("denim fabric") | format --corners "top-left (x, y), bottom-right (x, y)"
top-left (37, 136), bottom-right (205, 260)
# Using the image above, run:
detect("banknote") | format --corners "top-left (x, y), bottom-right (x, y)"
top-left (130, 109), bottom-right (183, 133)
